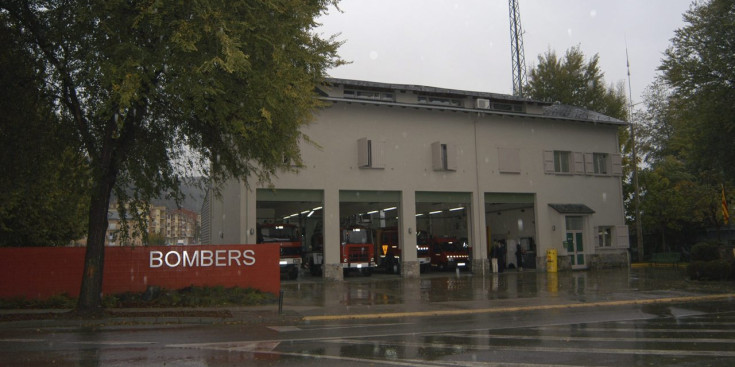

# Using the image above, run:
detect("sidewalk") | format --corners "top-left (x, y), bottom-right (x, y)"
top-left (2, 267), bottom-right (734, 328)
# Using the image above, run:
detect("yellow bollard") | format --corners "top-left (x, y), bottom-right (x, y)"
top-left (546, 249), bottom-right (558, 273)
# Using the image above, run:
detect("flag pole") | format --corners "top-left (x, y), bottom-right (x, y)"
top-left (626, 41), bottom-right (644, 262)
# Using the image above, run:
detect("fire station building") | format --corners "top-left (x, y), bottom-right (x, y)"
top-left (202, 78), bottom-right (630, 281)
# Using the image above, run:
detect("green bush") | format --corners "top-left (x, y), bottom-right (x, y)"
top-left (690, 242), bottom-right (721, 262)
top-left (0, 294), bottom-right (76, 309)
top-left (2, 286), bottom-right (276, 309)
top-left (687, 260), bottom-right (731, 281)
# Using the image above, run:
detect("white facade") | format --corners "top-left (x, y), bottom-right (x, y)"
top-left (204, 79), bottom-right (630, 280)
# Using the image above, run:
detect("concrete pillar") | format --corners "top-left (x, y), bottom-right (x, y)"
top-left (471, 192), bottom-right (489, 274)
top-left (241, 183), bottom-right (257, 244)
top-left (400, 189), bottom-right (419, 278)
top-left (323, 188), bottom-right (343, 281)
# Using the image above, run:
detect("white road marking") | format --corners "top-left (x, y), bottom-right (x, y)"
top-left (70, 341), bottom-right (157, 345)
top-left (442, 332), bottom-right (735, 344)
top-left (320, 338), bottom-right (735, 357)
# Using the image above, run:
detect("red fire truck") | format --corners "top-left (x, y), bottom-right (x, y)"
top-left (257, 223), bottom-right (302, 280)
top-left (376, 228), bottom-right (432, 274)
top-left (416, 230), bottom-right (432, 273)
top-left (341, 225), bottom-right (376, 276)
top-left (430, 235), bottom-right (470, 271)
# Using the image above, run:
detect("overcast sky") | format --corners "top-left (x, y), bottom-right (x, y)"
top-left (315, 0), bottom-right (694, 104)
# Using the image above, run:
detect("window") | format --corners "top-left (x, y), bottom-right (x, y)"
top-left (418, 95), bottom-right (462, 107)
top-left (593, 153), bottom-right (608, 174)
top-left (566, 216), bottom-right (584, 231)
top-left (597, 226), bottom-right (612, 247)
top-left (432, 141), bottom-right (457, 171)
top-left (584, 152), bottom-right (623, 176)
top-left (344, 89), bottom-right (394, 102)
top-left (554, 151), bottom-right (571, 173)
top-left (358, 137), bottom-right (384, 169)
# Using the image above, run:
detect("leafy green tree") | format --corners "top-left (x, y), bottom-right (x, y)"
top-left (634, 79), bottom-right (679, 164)
top-left (0, 16), bottom-right (89, 247)
top-left (639, 157), bottom-right (698, 252)
top-left (525, 46), bottom-right (627, 120)
top-left (145, 232), bottom-right (166, 247)
top-left (659, 0), bottom-right (735, 183)
top-left (2, 0), bottom-right (343, 314)
top-left (639, 157), bottom-right (727, 253)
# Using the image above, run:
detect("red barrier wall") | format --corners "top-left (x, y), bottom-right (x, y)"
top-left (0, 244), bottom-right (280, 299)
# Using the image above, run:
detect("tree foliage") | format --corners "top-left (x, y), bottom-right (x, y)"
top-left (1, 0), bottom-right (343, 314)
top-left (659, 0), bottom-right (735, 182)
top-left (634, 79), bottom-right (680, 164)
top-left (525, 46), bottom-right (628, 121)
top-left (638, 157), bottom-right (712, 251)
top-left (633, 0), bottom-right (735, 255)
top-left (0, 16), bottom-right (89, 246)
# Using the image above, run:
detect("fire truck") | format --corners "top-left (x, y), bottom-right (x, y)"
top-left (430, 235), bottom-right (470, 271)
top-left (416, 230), bottom-right (432, 272)
top-left (376, 228), bottom-right (432, 274)
top-left (341, 225), bottom-right (376, 276)
top-left (376, 228), bottom-right (400, 274)
top-left (257, 223), bottom-right (302, 280)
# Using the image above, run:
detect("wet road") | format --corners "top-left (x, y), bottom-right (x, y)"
top-left (2, 268), bottom-right (735, 366)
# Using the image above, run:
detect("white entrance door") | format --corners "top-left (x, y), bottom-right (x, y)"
top-left (565, 216), bottom-right (586, 269)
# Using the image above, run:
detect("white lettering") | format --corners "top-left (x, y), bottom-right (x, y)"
top-left (150, 251), bottom-right (163, 268)
top-left (148, 249), bottom-right (258, 268)
top-left (201, 250), bottom-right (213, 266)
top-left (165, 251), bottom-right (181, 267)
top-left (228, 250), bottom-right (241, 266)
top-left (242, 249), bottom-right (256, 266)
top-left (215, 250), bottom-right (226, 266)
top-left (183, 251), bottom-right (199, 267)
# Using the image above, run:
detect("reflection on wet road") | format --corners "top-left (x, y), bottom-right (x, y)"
top-left (169, 306), bottom-right (735, 366)
top-left (2, 268), bottom-right (735, 366)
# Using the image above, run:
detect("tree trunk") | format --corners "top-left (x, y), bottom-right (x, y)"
top-left (75, 162), bottom-right (118, 315)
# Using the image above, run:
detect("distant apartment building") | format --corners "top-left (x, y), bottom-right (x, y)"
top-left (103, 203), bottom-right (200, 246)
top-left (165, 208), bottom-right (199, 245)
top-left (105, 207), bottom-right (144, 247)
top-left (149, 205), bottom-right (167, 236)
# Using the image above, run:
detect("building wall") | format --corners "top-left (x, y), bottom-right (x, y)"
top-left (208, 80), bottom-right (629, 278)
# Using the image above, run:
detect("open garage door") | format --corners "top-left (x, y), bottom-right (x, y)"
top-left (339, 190), bottom-right (400, 276)
top-left (256, 189), bottom-right (323, 280)
top-left (416, 192), bottom-right (472, 273)
top-left (485, 193), bottom-right (536, 271)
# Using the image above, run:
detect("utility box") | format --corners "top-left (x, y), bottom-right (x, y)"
top-left (546, 249), bottom-right (558, 273)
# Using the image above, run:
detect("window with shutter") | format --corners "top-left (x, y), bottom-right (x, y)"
top-left (432, 141), bottom-right (456, 171)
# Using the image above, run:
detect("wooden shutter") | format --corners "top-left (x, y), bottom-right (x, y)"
top-left (584, 153), bottom-right (594, 175)
top-left (574, 152), bottom-right (585, 174)
top-left (611, 153), bottom-right (623, 176)
top-left (357, 138), bottom-right (371, 168)
top-left (543, 150), bottom-right (555, 173)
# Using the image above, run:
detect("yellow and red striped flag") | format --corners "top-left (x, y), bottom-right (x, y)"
top-left (722, 184), bottom-right (729, 225)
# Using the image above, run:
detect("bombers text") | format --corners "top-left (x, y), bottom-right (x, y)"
top-left (150, 249), bottom-right (256, 268)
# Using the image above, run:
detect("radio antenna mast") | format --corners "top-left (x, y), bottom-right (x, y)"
top-left (509, 0), bottom-right (527, 96)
